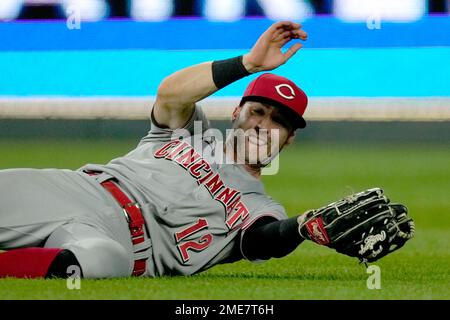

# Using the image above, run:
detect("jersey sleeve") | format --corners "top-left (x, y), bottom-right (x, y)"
top-left (138, 104), bottom-right (210, 145)
top-left (238, 196), bottom-right (289, 263)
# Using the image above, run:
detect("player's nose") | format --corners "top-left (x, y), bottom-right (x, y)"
top-left (257, 114), bottom-right (275, 130)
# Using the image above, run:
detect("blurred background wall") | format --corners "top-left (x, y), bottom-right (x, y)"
top-left (0, 0), bottom-right (449, 143)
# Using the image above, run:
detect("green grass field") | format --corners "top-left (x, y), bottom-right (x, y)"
top-left (0, 139), bottom-right (449, 299)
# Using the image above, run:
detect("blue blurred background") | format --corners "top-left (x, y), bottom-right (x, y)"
top-left (0, 0), bottom-right (449, 123)
top-left (1, 0), bottom-right (449, 21)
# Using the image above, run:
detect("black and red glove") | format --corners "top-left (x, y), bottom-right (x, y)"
top-left (298, 188), bottom-right (415, 263)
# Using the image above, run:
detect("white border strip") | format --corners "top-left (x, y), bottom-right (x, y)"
top-left (0, 97), bottom-right (449, 121)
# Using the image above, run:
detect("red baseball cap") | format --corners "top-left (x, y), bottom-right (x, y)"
top-left (240, 73), bottom-right (308, 129)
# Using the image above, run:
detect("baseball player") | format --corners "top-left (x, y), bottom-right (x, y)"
top-left (0, 21), bottom-right (414, 278)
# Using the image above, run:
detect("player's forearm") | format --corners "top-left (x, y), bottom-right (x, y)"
top-left (157, 55), bottom-right (256, 108)
top-left (157, 62), bottom-right (218, 109)
top-left (153, 55), bottom-right (254, 129)
top-left (242, 216), bottom-right (304, 260)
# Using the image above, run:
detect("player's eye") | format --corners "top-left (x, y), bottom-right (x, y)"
top-left (272, 114), bottom-right (290, 129)
top-left (272, 115), bottom-right (284, 125)
top-left (251, 108), bottom-right (265, 116)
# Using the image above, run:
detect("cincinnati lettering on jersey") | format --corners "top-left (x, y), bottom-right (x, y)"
top-left (154, 139), bottom-right (249, 230)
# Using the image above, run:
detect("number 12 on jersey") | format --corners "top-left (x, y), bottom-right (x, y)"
top-left (175, 218), bottom-right (213, 263)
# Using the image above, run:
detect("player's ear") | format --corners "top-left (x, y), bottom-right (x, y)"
top-left (285, 130), bottom-right (296, 146)
top-left (231, 106), bottom-right (241, 121)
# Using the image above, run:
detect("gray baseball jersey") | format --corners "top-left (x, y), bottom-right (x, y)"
top-left (0, 105), bottom-right (287, 278)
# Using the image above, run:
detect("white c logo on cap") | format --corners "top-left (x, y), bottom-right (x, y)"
top-left (275, 84), bottom-right (296, 100)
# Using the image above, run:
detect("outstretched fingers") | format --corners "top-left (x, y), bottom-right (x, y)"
top-left (272, 28), bottom-right (287, 41)
top-left (273, 21), bottom-right (302, 31)
top-left (274, 30), bottom-right (292, 42)
top-left (269, 21), bottom-right (302, 38)
top-left (282, 43), bottom-right (303, 63)
top-left (272, 21), bottom-right (308, 44)
top-left (292, 28), bottom-right (308, 40)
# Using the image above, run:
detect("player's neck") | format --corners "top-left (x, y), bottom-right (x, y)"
top-left (242, 164), bottom-right (262, 179)
top-left (223, 142), bottom-right (262, 179)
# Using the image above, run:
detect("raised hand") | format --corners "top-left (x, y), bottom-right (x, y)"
top-left (243, 21), bottom-right (308, 73)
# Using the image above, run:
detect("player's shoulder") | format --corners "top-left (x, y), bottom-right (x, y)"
top-left (138, 104), bottom-right (211, 146)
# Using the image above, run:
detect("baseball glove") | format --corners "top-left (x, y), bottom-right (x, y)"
top-left (298, 188), bottom-right (415, 263)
